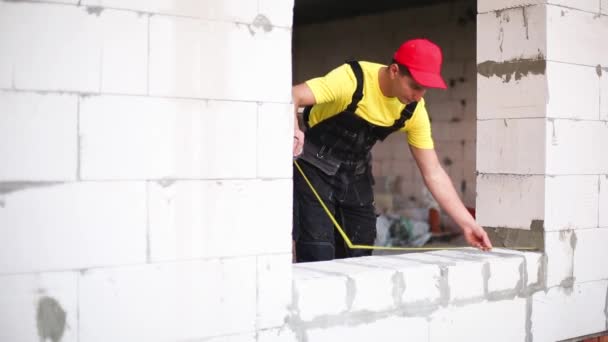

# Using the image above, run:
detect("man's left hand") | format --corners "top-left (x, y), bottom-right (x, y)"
top-left (462, 225), bottom-right (493, 251)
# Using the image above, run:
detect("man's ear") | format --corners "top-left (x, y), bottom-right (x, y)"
top-left (388, 64), bottom-right (399, 78)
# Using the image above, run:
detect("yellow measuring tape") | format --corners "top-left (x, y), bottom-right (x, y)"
top-left (294, 160), bottom-right (535, 251)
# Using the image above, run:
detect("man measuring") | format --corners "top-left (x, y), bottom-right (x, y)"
top-left (292, 38), bottom-right (493, 262)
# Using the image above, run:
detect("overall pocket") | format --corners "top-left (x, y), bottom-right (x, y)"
top-left (298, 141), bottom-right (341, 176)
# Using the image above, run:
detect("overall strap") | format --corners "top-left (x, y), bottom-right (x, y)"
top-left (303, 61), bottom-right (365, 129)
top-left (391, 101), bottom-right (418, 130)
top-left (344, 61), bottom-right (364, 113)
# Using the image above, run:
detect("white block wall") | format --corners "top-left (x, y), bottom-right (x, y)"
top-left (2, 0), bottom-right (607, 341)
top-left (293, 0), bottom-right (479, 211)
top-left (0, 1), bottom-right (294, 341)
top-left (477, 0), bottom-right (608, 340)
top-left (477, 2), bottom-right (608, 223)
top-left (289, 248), bottom-right (557, 342)
top-left (288, 247), bottom-right (608, 342)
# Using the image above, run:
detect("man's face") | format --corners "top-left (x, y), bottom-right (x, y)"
top-left (395, 72), bottom-right (427, 104)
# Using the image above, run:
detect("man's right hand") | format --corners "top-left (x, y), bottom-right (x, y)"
top-left (293, 128), bottom-right (304, 156)
top-left (292, 82), bottom-right (315, 157)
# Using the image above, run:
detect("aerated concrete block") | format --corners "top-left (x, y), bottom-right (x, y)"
top-left (0, 272), bottom-right (78, 342)
top-left (572, 228), bottom-right (608, 282)
top-left (544, 175), bottom-right (599, 231)
top-left (546, 5), bottom-right (604, 66)
top-left (531, 280), bottom-right (608, 342)
top-left (431, 249), bottom-right (523, 295)
top-left (297, 259), bottom-right (396, 312)
top-left (80, 96), bottom-right (259, 179)
top-left (306, 316), bottom-right (429, 342)
top-left (394, 253), bottom-right (485, 302)
top-left (0, 3), bottom-right (148, 94)
top-left (544, 230), bottom-right (576, 287)
top-left (477, 119), bottom-right (546, 174)
top-left (292, 266), bottom-right (348, 321)
top-left (79, 258), bottom-right (257, 341)
top-left (429, 299), bottom-right (527, 342)
top-left (546, 121), bottom-right (605, 175)
top-left (1, 3), bottom-right (100, 92)
top-left (257, 254), bottom-right (292, 329)
top-left (341, 256), bottom-right (442, 306)
top-left (149, 16), bottom-right (291, 102)
top-left (0, 92), bottom-right (77, 181)
top-left (476, 174), bottom-right (545, 230)
top-left (477, 5), bottom-right (546, 62)
top-left (148, 179), bottom-right (292, 260)
top-left (0, 182), bottom-right (147, 274)
top-left (477, 70), bottom-right (547, 120)
top-left (546, 62), bottom-right (600, 120)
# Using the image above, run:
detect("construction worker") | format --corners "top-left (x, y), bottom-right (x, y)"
top-left (292, 38), bottom-right (492, 262)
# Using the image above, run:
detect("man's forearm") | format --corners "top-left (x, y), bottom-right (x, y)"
top-left (422, 167), bottom-right (476, 231)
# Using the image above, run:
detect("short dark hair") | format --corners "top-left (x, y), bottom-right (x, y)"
top-left (391, 59), bottom-right (412, 77)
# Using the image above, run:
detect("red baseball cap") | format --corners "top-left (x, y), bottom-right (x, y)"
top-left (393, 38), bottom-right (447, 89)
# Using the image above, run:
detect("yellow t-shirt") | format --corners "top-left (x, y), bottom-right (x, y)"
top-left (305, 61), bottom-right (434, 149)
